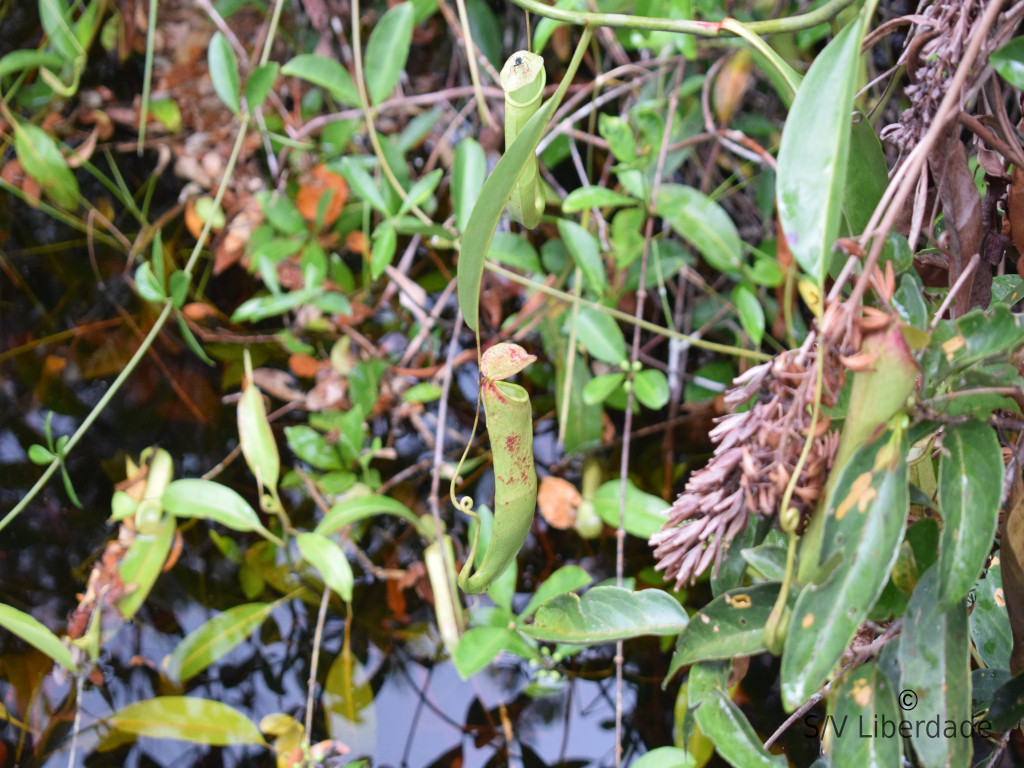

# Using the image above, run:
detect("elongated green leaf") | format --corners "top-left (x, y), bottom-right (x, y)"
top-left (453, 138), bottom-right (486, 232)
top-left (520, 586), bottom-right (687, 644)
top-left (297, 532), bottom-right (354, 602)
top-left (238, 375), bottom-right (280, 494)
top-left (245, 61), bottom-right (279, 110)
top-left (316, 494), bottom-right (430, 538)
top-left (632, 747), bottom-right (696, 768)
top-left (844, 119), bottom-right (889, 237)
top-left (776, 18), bottom-right (863, 285)
top-left (828, 661), bottom-right (901, 767)
top-left (731, 283), bottom-right (765, 347)
top-left (162, 479), bottom-right (269, 535)
top-left (970, 557), bottom-right (1012, 669)
top-left (782, 429), bottom-right (909, 710)
top-left (562, 187), bottom-right (637, 212)
top-left (668, 583), bottom-right (780, 677)
top-left (323, 652), bottom-right (376, 752)
top-left (39, 0), bottom-right (80, 59)
top-left (371, 220), bottom-right (397, 278)
top-left (898, 565), bottom-right (972, 768)
top-left (14, 121), bottom-right (80, 209)
top-left (0, 603), bottom-right (75, 671)
top-left (165, 602), bottom-right (276, 683)
top-left (937, 419), bottom-right (1002, 607)
top-left (364, 3), bottom-right (415, 105)
top-left (281, 54), bottom-right (360, 106)
top-left (583, 372), bottom-right (625, 406)
top-left (557, 219), bottom-right (606, 294)
top-left (520, 565), bottom-right (593, 619)
top-left (117, 517), bottom-right (175, 620)
top-left (458, 91), bottom-right (562, 330)
top-left (207, 32), bottom-right (240, 114)
top-left (656, 184), bottom-right (742, 276)
top-left (453, 626), bottom-right (513, 679)
top-left (108, 696), bottom-right (266, 745)
top-left (336, 157), bottom-right (391, 215)
top-left (0, 49), bottom-right (65, 77)
top-left (695, 689), bottom-right (786, 767)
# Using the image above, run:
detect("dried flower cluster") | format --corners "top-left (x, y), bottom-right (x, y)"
top-left (651, 335), bottom-right (847, 590)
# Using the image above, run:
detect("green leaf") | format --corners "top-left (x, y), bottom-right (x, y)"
top-left (39, 0), bottom-right (80, 59)
top-left (632, 747), bottom-right (696, 768)
top-left (583, 372), bottom-right (625, 406)
top-left (237, 375), bottom-right (280, 494)
top-left (398, 168), bottom-right (443, 217)
top-left (668, 583), bottom-right (780, 678)
top-left (633, 369), bottom-right (670, 410)
top-left (164, 602), bottom-right (276, 683)
top-left (284, 424), bottom-right (344, 470)
top-left (336, 157), bottom-right (391, 215)
top-left (317, 494), bottom-right (430, 538)
top-left (116, 517), bottom-right (175, 620)
top-left (0, 603), bottom-right (75, 671)
top-left (14, 121), bottom-right (80, 209)
top-left (28, 444), bottom-right (54, 465)
top-left (134, 261), bottom-right (166, 302)
top-left (781, 429), bottom-right (909, 710)
top-left (519, 565), bottom-right (593, 619)
top-left (297, 532), bottom-right (354, 602)
top-left (207, 32), bottom-right (240, 114)
top-left (991, 37), bottom-right (1024, 90)
top-left (731, 283), bottom-right (765, 347)
top-left (828, 661), bottom-right (901, 767)
top-left (458, 84), bottom-right (563, 330)
top-left (162, 479), bottom-right (269, 535)
top-left (371, 221), bottom-right (397, 279)
top-left (695, 689), bottom-right (786, 767)
top-left (897, 564), bottom-right (972, 768)
top-left (403, 382), bottom-right (442, 403)
top-left (520, 586), bottom-right (687, 644)
top-left (987, 672), bottom-right (1024, 732)
top-left (557, 219), bottom-right (606, 294)
top-left (591, 479), bottom-right (667, 538)
top-left (281, 54), bottom-right (360, 106)
top-left (776, 18), bottom-right (863, 285)
top-left (364, 3), bottom-right (415, 105)
top-left (656, 185), bottom-right (743, 276)
top-left (562, 186), bottom-right (637, 212)
top-left (937, 419), bottom-right (1002, 607)
top-left (969, 557), bottom-right (1011, 670)
top-left (575, 307), bottom-right (626, 365)
top-left (452, 138), bottom-right (486, 232)
top-left (258, 189), bottom-right (307, 236)
top-left (245, 61), bottom-right (279, 110)
top-left (108, 696), bottom-right (267, 746)
top-left (453, 626), bottom-right (513, 679)
top-left (487, 231), bottom-right (542, 273)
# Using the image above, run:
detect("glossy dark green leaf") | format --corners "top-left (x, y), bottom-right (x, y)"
top-left (297, 532), bottom-right (353, 602)
top-left (108, 696), bottom-right (266, 745)
top-left (575, 307), bottom-right (626, 365)
top-left (937, 420), bottom-right (1002, 607)
top-left (452, 138), bottom-right (486, 232)
top-left (520, 586), bottom-right (687, 644)
top-left (782, 429), bottom-right (909, 710)
top-left (14, 121), bottom-right (80, 209)
top-left (364, 3), bottom-right (415, 105)
top-left (970, 557), bottom-right (1012, 670)
top-left (207, 32), bottom-right (240, 114)
top-left (656, 184), bottom-right (742, 276)
top-left (282, 54), bottom-right (360, 106)
top-left (0, 603), bottom-right (75, 671)
top-left (843, 119), bottom-right (889, 238)
top-left (668, 583), bottom-right (780, 679)
top-left (898, 564), bottom-right (972, 768)
top-left (986, 672), bottom-right (1024, 732)
top-left (695, 689), bottom-right (786, 767)
top-left (991, 37), bottom-right (1024, 90)
top-left (776, 18), bottom-right (863, 285)
top-left (741, 545), bottom-right (788, 581)
top-left (164, 602), bottom-right (276, 683)
top-left (828, 661), bottom-right (901, 767)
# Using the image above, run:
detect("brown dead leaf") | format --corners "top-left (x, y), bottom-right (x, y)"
top-left (1002, 467), bottom-right (1024, 675)
top-left (713, 50), bottom-right (753, 125)
top-left (288, 353), bottom-right (321, 378)
top-left (296, 164), bottom-right (348, 227)
top-left (538, 476), bottom-right (582, 530)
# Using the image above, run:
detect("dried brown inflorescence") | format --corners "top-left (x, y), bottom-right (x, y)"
top-left (650, 298), bottom-right (883, 590)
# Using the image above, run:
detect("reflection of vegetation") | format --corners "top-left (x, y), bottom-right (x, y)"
top-left (4, 0), bottom-right (1024, 765)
